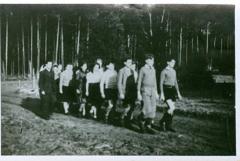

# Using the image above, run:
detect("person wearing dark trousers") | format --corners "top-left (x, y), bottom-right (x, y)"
top-left (59, 64), bottom-right (74, 115)
top-left (137, 54), bottom-right (159, 134)
top-left (117, 57), bottom-right (133, 126)
top-left (159, 58), bottom-right (182, 132)
top-left (86, 63), bottom-right (102, 119)
top-left (52, 64), bottom-right (62, 112)
top-left (124, 61), bottom-right (138, 126)
top-left (39, 61), bottom-right (56, 120)
top-left (75, 61), bottom-right (88, 117)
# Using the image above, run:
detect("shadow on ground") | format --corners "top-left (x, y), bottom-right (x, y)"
top-left (21, 97), bottom-right (44, 119)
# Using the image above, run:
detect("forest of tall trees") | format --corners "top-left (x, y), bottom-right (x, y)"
top-left (0, 4), bottom-right (235, 89)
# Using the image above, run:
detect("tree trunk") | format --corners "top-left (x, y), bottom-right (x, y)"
top-left (37, 16), bottom-right (40, 78)
top-left (76, 16), bottom-right (81, 60)
top-left (5, 16), bottom-right (8, 78)
top-left (127, 34), bottom-right (130, 54)
top-left (169, 21), bottom-right (172, 56)
top-left (2, 61), bottom-right (5, 80)
top-left (86, 22), bottom-right (90, 56)
top-left (220, 38), bottom-right (223, 57)
top-left (134, 34), bottom-right (137, 60)
top-left (55, 16), bottom-right (60, 63)
top-left (17, 39), bottom-right (20, 78)
top-left (22, 23), bottom-right (26, 78)
top-left (213, 36), bottom-right (216, 48)
top-left (227, 34), bottom-right (229, 55)
top-left (191, 37), bottom-right (194, 53)
top-left (197, 35), bottom-right (199, 54)
top-left (30, 18), bottom-right (33, 79)
top-left (186, 40), bottom-right (188, 65)
top-left (45, 16), bottom-right (48, 62)
top-left (11, 61), bottom-right (14, 76)
top-left (161, 8), bottom-right (165, 23)
top-left (61, 21), bottom-right (64, 67)
top-left (149, 11), bottom-right (153, 37)
top-left (0, 17), bottom-right (1, 76)
top-left (206, 24), bottom-right (209, 55)
top-left (179, 27), bottom-right (182, 67)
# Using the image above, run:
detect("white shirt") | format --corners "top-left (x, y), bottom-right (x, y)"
top-left (86, 71), bottom-right (102, 84)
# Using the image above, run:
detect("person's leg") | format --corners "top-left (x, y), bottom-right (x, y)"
top-left (165, 99), bottom-right (176, 132)
top-left (50, 93), bottom-right (57, 115)
top-left (159, 109), bottom-right (168, 131)
top-left (144, 94), bottom-right (156, 134)
top-left (105, 100), bottom-right (113, 122)
top-left (79, 98), bottom-right (86, 117)
top-left (63, 102), bottom-right (69, 114)
top-left (128, 101), bottom-right (135, 121)
top-left (141, 92), bottom-right (153, 133)
top-left (137, 112), bottom-right (146, 133)
top-left (41, 95), bottom-right (50, 119)
top-left (120, 104), bottom-right (130, 127)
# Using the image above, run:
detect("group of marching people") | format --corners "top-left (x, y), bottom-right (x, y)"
top-left (38, 54), bottom-right (182, 134)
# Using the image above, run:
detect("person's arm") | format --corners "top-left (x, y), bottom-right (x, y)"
top-left (137, 68), bottom-right (143, 100)
top-left (100, 72), bottom-right (106, 98)
top-left (52, 72), bottom-right (57, 93)
top-left (175, 72), bottom-right (182, 100)
top-left (59, 72), bottom-right (63, 94)
top-left (160, 70), bottom-right (166, 100)
top-left (134, 70), bottom-right (138, 82)
top-left (75, 75), bottom-right (81, 94)
top-left (117, 69), bottom-right (124, 99)
top-left (85, 74), bottom-right (90, 96)
top-left (153, 69), bottom-right (159, 98)
top-left (39, 71), bottom-right (43, 90)
top-left (39, 71), bottom-right (45, 95)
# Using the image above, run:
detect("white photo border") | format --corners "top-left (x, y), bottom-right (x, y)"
top-left (0, 0), bottom-right (239, 161)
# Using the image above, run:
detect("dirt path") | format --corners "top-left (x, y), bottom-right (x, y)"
top-left (1, 91), bottom-right (235, 155)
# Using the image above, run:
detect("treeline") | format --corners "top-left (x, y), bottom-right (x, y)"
top-left (0, 4), bottom-right (235, 84)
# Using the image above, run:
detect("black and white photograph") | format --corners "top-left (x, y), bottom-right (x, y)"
top-left (0, 2), bottom-right (237, 157)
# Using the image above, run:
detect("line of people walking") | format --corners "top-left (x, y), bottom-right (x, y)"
top-left (38, 54), bottom-right (182, 134)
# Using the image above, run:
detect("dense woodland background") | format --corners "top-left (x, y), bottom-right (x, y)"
top-left (0, 4), bottom-right (235, 90)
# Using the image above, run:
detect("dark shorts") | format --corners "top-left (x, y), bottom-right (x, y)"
top-left (164, 85), bottom-right (177, 101)
top-left (88, 83), bottom-right (102, 107)
top-left (123, 90), bottom-right (137, 107)
top-left (61, 86), bottom-right (74, 102)
top-left (104, 88), bottom-right (118, 101)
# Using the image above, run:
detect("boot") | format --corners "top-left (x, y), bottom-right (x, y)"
top-left (158, 113), bottom-right (168, 131)
top-left (145, 118), bottom-right (156, 135)
top-left (119, 117), bottom-right (125, 127)
top-left (165, 113), bottom-right (176, 132)
top-left (104, 105), bottom-right (112, 124)
top-left (125, 111), bottom-right (133, 128)
top-left (138, 113), bottom-right (145, 133)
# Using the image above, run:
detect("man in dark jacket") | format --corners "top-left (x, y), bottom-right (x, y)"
top-left (39, 61), bottom-right (56, 119)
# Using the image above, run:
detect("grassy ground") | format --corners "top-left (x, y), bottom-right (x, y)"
top-left (1, 81), bottom-right (236, 155)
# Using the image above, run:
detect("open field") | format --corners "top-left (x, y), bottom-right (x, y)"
top-left (1, 81), bottom-right (235, 155)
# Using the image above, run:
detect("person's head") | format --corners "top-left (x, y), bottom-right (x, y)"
top-left (96, 58), bottom-right (103, 67)
top-left (80, 62), bottom-right (88, 72)
top-left (45, 61), bottom-right (53, 70)
top-left (145, 54), bottom-right (154, 67)
top-left (58, 64), bottom-right (63, 71)
top-left (53, 64), bottom-right (58, 72)
top-left (167, 58), bottom-right (176, 68)
top-left (93, 63), bottom-right (100, 72)
top-left (66, 64), bottom-right (73, 71)
top-left (106, 62), bottom-right (115, 71)
top-left (123, 57), bottom-right (132, 68)
top-left (130, 61), bottom-right (137, 71)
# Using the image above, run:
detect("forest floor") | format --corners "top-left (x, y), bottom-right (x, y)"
top-left (1, 81), bottom-right (236, 155)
